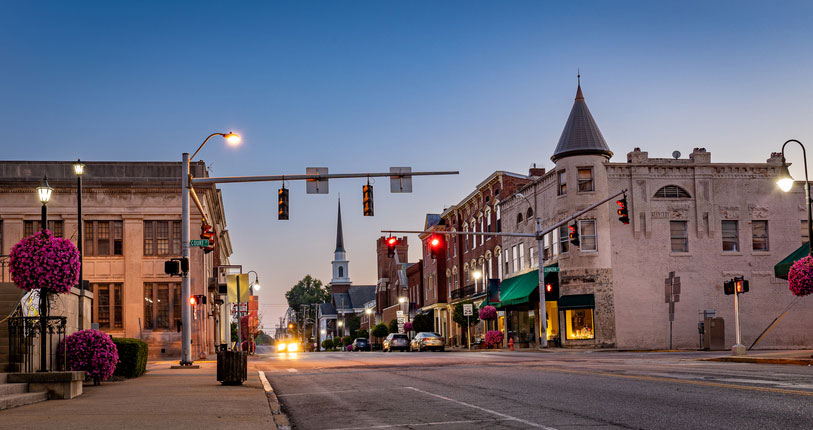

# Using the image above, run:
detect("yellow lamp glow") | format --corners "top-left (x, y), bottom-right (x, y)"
top-left (37, 176), bottom-right (53, 204)
top-left (473, 271), bottom-right (482, 280)
top-left (224, 132), bottom-right (241, 146)
top-left (73, 159), bottom-right (85, 176)
top-left (776, 161), bottom-right (794, 192)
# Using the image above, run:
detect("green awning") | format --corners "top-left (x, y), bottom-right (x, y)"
top-left (558, 294), bottom-right (595, 310)
top-left (774, 242), bottom-right (809, 280)
top-left (496, 270), bottom-right (539, 308)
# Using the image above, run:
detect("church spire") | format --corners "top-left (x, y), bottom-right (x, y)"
top-left (335, 198), bottom-right (345, 253)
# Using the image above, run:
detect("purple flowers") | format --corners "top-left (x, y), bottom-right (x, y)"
top-left (403, 322), bottom-right (413, 332)
top-left (58, 330), bottom-right (119, 382)
top-left (479, 305), bottom-right (497, 320)
top-left (9, 230), bottom-right (80, 294)
top-left (788, 256), bottom-right (813, 297)
top-left (485, 330), bottom-right (503, 348)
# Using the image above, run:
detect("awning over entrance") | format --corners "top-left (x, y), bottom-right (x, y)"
top-left (496, 270), bottom-right (539, 308)
top-left (774, 242), bottom-right (809, 280)
top-left (558, 294), bottom-right (595, 310)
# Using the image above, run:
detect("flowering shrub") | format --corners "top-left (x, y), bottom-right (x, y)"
top-left (346, 344), bottom-right (353, 351)
top-left (58, 330), bottom-right (119, 383)
top-left (9, 230), bottom-right (80, 294)
top-left (788, 256), bottom-right (813, 297)
top-left (479, 305), bottom-right (497, 320)
top-left (485, 330), bottom-right (503, 348)
top-left (403, 322), bottom-right (413, 332)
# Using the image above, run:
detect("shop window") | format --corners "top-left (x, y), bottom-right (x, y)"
top-left (545, 301), bottom-right (559, 341)
top-left (84, 221), bottom-right (124, 256)
top-left (722, 220), bottom-right (739, 252)
top-left (24, 220), bottom-right (63, 237)
top-left (144, 221), bottom-right (182, 256)
top-left (579, 220), bottom-right (597, 252)
top-left (577, 167), bottom-right (594, 192)
top-left (670, 221), bottom-right (688, 252)
top-left (557, 170), bottom-right (566, 195)
top-left (752, 220), bottom-right (768, 251)
top-left (565, 309), bottom-right (594, 340)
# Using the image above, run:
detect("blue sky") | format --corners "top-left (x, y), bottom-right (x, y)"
top-left (2, 1), bottom-right (812, 330)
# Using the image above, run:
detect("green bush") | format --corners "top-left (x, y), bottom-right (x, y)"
top-left (388, 319), bottom-right (398, 334)
top-left (341, 335), bottom-right (353, 347)
top-left (356, 329), bottom-right (369, 339)
top-left (322, 339), bottom-right (334, 350)
top-left (112, 337), bottom-right (148, 378)
top-left (372, 323), bottom-right (389, 340)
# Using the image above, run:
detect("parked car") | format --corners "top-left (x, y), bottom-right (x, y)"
top-left (410, 332), bottom-right (445, 352)
top-left (383, 333), bottom-right (410, 352)
top-left (352, 338), bottom-right (371, 351)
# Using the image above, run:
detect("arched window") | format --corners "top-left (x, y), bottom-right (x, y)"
top-left (338, 266), bottom-right (344, 278)
top-left (517, 213), bottom-right (523, 224)
top-left (526, 208), bottom-right (533, 220)
top-left (654, 185), bottom-right (691, 199)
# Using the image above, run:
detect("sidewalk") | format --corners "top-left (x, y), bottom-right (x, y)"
top-left (0, 360), bottom-right (275, 429)
top-left (703, 349), bottom-right (813, 365)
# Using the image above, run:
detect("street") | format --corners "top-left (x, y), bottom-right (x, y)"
top-left (258, 350), bottom-right (813, 429)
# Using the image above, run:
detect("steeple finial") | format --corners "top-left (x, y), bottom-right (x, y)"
top-left (575, 69), bottom-right (584, 101)
top-left (335, 198), bottom-right (345, 252)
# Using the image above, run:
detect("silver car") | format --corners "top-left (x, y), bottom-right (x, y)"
top-left (383, 333), bottom-right (410, 352)
top-left (410, 332), bottom-right (445, 352)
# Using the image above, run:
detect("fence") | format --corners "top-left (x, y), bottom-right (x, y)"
top-left (8, 315), bottom-right (67, 373)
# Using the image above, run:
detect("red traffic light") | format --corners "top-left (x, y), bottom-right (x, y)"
top-left (546, 283), bottom-right (553, 293)
top-left (386, 236), bottom-right (399, 258)
top-left (616, 198), bottom-right (630, 224)
top-left (387, 237), bottom-right (398, 246)
top-left (189, 296), bottom-right (197, 306)
top-left (430, 237), bottom-right (440, 247)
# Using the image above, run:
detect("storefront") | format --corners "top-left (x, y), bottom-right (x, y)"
top-left (496, 270), bottom-right (541, 348)
top-left (558, 294), bottom-right (596, 343)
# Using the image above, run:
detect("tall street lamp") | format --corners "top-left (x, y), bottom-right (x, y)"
top-left (365, 308), bottom-right (373, 342)
top-left (777, 139), bottom-right (813, 256)
top-left (515, 192), bottom-right (548, 348)
top-left (180, 132), bottom-right (241, 366)
top-left (247, 270), bottom-right (261, 294)
top-left (73, 160), bottom-right (86, 329)
top-left (36, 176), bottom-right (53, 372)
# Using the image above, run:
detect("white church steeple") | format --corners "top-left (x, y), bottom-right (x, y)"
top-left (331, 198), bottom-right (351, 288)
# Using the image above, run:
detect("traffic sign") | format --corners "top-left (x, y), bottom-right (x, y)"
top-left (390, 167), bottom-right (413, 193)
top-left (306, 167), bottom-right (329, 194)
top-left (190, 239), bottom-right (209, 247)
top-left (463, 304), bottom-right (473, 316)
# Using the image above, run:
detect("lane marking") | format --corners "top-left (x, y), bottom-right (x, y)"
top-left (404, 386), bottom-right (557, 430)
top-left (327, 418), bottom-right (512, 429)
top-left (257, 370), bottom-right (273, 393)
top-left (287, 368), bottom-right (298, 373)
top-left (277, 387), bottom-right (407, 397)
top-left (542, 367), bottom-right (813, 397)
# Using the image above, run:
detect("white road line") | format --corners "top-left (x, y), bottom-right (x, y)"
top-left (277, 387), bottom-right (407, 397)
top-left (287, 368), bottom-right (298, 373)
top-left (327, 418), bottom-right (512, 429)
top-left (404, 386), bottom-right (557, 430)
top-left (257, 370), bottom-right (273, 393)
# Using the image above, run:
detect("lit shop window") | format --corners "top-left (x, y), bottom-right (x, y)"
top-left (565, 309), bottom-right (595, 340)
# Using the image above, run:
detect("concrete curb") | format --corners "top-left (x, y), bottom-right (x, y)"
top-left (258, 371), bottom-right (291, 430)
top-left (703, 357), bottom-right (813, 366)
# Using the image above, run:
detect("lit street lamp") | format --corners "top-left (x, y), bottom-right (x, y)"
top-left (180, 132), bottom-right (241, 366)
top-left (73, 160), bottom-right (86, 328)
top-left (248, 270), bottom-right (261, 294)
top-left (777, 139), bottom-right (813, 256)
top-left (35, 176), bottom-right (53, 372)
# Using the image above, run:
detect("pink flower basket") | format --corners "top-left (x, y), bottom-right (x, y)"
top-left (9, 230), bottom-right (80, 294)
top-left (403, 322), bottom-right (413, 332)
top-left (485, 330), bottom-right (503, 348)
top-left (479, 305), bottom-right (497, 321)
top-left (788, 256), bottom-right (813, 297)
top-left (58, 330), bottom-right (119, 383)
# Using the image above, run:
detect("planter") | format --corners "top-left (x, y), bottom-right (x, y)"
top-left (216, 351), bottom-right (247, 385)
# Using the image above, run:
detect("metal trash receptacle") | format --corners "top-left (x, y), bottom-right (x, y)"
top-left (217, 350), bottom-right (247, 385)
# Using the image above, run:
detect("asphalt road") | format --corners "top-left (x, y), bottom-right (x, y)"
top-left (258, 350), bottom-right (813, 430)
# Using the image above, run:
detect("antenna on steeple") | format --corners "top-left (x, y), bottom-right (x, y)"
top-left (577, 68), bottom-right (580, 85)
top-left (575, 68), bottom-right (584, 101)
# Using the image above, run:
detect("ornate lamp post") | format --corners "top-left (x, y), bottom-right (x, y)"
top-left (73, 160), bottom-right (86, 328)
top-left (35, 176), bottom-right (53, 371)
top-left (777, 139), bottom-right (813, 256)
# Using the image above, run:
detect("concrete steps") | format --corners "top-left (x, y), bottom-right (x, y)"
top-left (0, 373), bottom-right (48, 411)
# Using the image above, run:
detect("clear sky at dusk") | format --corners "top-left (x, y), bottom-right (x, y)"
top-left (2, 1), bottom-right (812, 330)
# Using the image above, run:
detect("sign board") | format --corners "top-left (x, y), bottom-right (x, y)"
top-left (543, 266), bottom-right (560, 273)
top-left (232, 303), bottom-right (248, 313)
top-left (306, 167), bottom-right (329, 194)
top-left (190, 239), bottom-right (209, 247)
top-left (396, 310), bottom-right (404, 318)
top-left (463, 304), bottom-right (473, 316)
top-left (390, 167), bottom-right (413, 193)
top-left (227, 274), bottom-right (250, 303)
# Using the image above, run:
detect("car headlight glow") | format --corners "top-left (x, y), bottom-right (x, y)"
top-left (277, 343), bottom-right (287, 352)
top-left (287, 343), bottom-right (299, 352)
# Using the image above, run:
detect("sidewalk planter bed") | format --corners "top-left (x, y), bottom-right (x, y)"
top-left (112, 338), bottom-right (148, 378)
top-left (216, 350), bottom-right (247, 385)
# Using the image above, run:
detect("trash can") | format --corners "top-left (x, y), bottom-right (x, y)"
top-left (216, 350), bottom-right (247, 385)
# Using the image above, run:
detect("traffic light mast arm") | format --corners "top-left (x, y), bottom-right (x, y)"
top-left (383, 189), bottom-right (628, 239)
top-left (188, 186), bottom-right (209, 226)
top-left (190, 170), bottom-right (459, 186)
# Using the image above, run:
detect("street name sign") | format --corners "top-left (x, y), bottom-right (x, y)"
top-left (463, 304), bottom-right (473, 316)
top-left (190, 239), bottom-right (209, 247)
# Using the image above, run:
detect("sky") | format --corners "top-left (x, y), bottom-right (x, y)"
top-left (2, 1), bottom-right (813, 331)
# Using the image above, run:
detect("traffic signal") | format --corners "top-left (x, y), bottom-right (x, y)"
top-left (163, 257), bottom-right (189, 276)
top-left (735, 277), bottom-right (749, 294)
top-left (617, 197), bottom-right (630, 224)
top-left (544, 278), bottom-right (559, 302)
top-left (200, 223), bottom-right (215, 254)
top-left (288, 323), bottom-right (294, 330)
top-left (724, 280), bottom-right (734, 295)
top-left (428, 234), bottom-right (444, 259)
top-left (386, 236), bottom-right (398, 258)
top-left (189, 295), bottom-right (198, 306)
top-left (362, 184), bottom-right (374, 216)
top-left (278, 186), bottom-right (289, 220)
top-left (568, 223), bottom-right (580, 247)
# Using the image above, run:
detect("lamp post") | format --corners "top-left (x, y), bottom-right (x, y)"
top-left (777, 139), bottom-right (813, 256)
top-left (247, 270), bottom-right (260, 294)
top-left (365, 308), bottom-right (372, 343)
top-left (516, 192), bottom-right (548, 348)
top-left (181, 132), bottom-right (241, 366)
top-left (73, 160), bottom-right (86, 329)
top-left (36, 176), bottom-right (53, 372)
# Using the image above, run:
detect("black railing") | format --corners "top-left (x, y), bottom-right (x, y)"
top-left (8, 316), bottom-right (67, 373)
top-left (451, 284), bottom-right (476, 300)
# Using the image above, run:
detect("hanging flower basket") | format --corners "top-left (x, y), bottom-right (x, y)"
top-left (403, 322), bottom-right (413, 332)
top-left (58, 329), bottom-right (119, 384)
top-left (788, 256), bottom-right (813, 297)
top-left (485, 330), bottom-right (503, 348)
top-left (9, 230), bottom-right (80, 294)
top-left (479, 305), bottom-right (497, 321)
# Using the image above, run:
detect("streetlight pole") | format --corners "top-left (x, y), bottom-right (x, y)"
top-left (516, 193), bottom-right (548, 348)
top-left (74, 160), bottom-right (86, 329)
top-left (777, 139), bottom-right (813, 255)
top-left (36, 176), bottom-right (53, 371)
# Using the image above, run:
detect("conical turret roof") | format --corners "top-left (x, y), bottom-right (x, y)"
top-left (551, 81), bottom-right (612, 162)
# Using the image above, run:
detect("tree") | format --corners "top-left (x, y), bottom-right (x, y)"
top-left (388, 318), bottom-right (398, 334)
top-left (453, 301), bottom-right (480, 328)
top-left (347, 315), bottom-right (361, 339)
top-left (285, 275), bottom-right (330, 311)
top-left (355, 329), bottom-right (369, 339)
top-left (372, 323), bottom-right (389, 341)
top-left (411, 313), bottom-right (434, 333)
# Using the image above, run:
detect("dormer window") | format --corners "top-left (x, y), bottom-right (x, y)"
top-left (654, 185), bottom-right (691, 199)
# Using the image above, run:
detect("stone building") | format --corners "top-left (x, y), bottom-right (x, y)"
top-left (0, 160), bottom-right (232, 358)
top-left (497, 82), bottom-right (813, 349)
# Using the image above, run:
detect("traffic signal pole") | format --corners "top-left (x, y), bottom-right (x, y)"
top-left (181, 153), bottom-right (192, 365)
top-left (732, 289), bottom-right (745, 356)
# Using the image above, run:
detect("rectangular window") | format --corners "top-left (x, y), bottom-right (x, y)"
top-left (144, 284), bottom-right (154, 329)
top-left (722, 220), bottom-right (739, 252)
top-left (143, 221), bottom-right (182, 256)
top-left (577, 167), bottom-right (594, 192)
top-left (557, 170), bottom-right (567, 195)
top-left (579, 220), bottom-right (597, 252)
top-left (512, 245), bottom-right (519, 272)
top-left (156, 284), bottom-right (170, 328)
top-left (464, 227), bottom-right (469, 252)
top-left (543, 234), bottom-right (551, 260)
top-left (173, 286), bottom-right (181, 329)
top-left (504, 249), bottom-right (511, 275)
top-left (91, 283), bottom-right (123, 330)
top-left (97, 284), bottom-right (110, 328)
top-left (480, 218), bottom-right (484, 246)
top-left (24, 220), bottom-right (64, 237)
top-left (113, 284), bottom-right (123, 328)
top-left (565, 309), bottom-right (595, 340)
top-left (670, 221), bottom-right (688, 252)
top-left (529, 247), bottom-right (536, 268)
top-left (84, 221), bottom-right (124, 256)
top-left (519, 243), bottom-right (525, 270)
top-left (752, 220), bottom-right (769, 251)
top-left (558, 225), bottom-right (569, 253)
